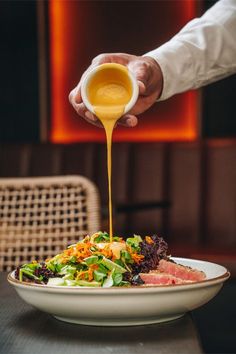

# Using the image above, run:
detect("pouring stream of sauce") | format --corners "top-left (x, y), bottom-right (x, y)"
top-left (87, 64), bottom-right (133, 242)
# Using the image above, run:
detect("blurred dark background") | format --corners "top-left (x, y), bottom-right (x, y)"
top-left (0, 0), bottom-right (236, 141)
top-left (0, 1), bottom-right (39, 142)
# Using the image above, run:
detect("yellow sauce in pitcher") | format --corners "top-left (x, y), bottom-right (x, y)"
top-left (86, 64), bottom-right (133, 241)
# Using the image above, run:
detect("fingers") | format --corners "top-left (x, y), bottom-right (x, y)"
top-left (137, 80), bottom-right (146, 95)
top-left (69, 82), bottom-right (138, 128)
top-left (83, 110), bottom-right (103, 128)
top-left (69, 85), bottom-right (102, 127)
top-left (69, 87), bottom-right (82, 105)
top-left (68, 53), bottom-right (158, 129)
top-left (128, 61), bottom-right (149, 95)
top-left (128, 58), bottom-right (160, 97)
top-left (69, 53), bottom-right (131, 122)
top-left (118, 114), bottom-right (138, 127)
top-left (68, 91), bottom-right (103, 128)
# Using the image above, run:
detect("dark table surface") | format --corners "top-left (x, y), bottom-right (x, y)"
top-left (192, 278), bottom-right (236, 354)
top-left (0, 273), bottom-right (203, 354)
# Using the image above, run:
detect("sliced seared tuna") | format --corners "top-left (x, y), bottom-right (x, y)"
top-left (140, 272), bottom-right (193, 285)
top-left (139, 259), bottom-right (206, 285)
top-left (158, 259), bottom-right (206, 282)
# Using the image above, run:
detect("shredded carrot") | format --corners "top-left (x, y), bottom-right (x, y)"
top-left (61, 242), bottom-right (92, 263)
top-left (93, 246), bottom-right (113, 259)
top-left (102, 248), bottom-right (113, 258)
top-left (76, 267), bottom-right (95, 281)
top-left (131, 253), bottom-right (144, 264)
top-left (90, 264), bottom-right (99, 271)
top-left (76, 270), bottom-right (87, 280)
top-left (88, 268), bottom-right (94, 281)
top-left (145, 236), bottom-right (154, 244)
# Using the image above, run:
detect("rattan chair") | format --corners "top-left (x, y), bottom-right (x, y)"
top-left (0, 176), bottom-right (101, 271)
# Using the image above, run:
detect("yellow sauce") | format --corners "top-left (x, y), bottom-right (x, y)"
top-left (87, 64), bottom-right (133, 242)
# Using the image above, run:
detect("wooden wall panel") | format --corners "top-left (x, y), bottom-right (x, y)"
top-left (0, 145), bottom-right (30, 177)
top-left (28, 144), bottom-right (62, 176)
top-left (60, 143), bottom-right (95, 179)
top-left (0, 141), bottom-right (236, 254)
top-left (168, 143), bottom-right (202, 245)
top-left (126, 143), bottom-right (166, 235)
top-left (112, 144), bottom-right (132, 203)
top-left (205, 142), bottom-right (236, 247)
top-left (92, 143), bottom-right (131, 234)
top-left (112, 144), bottom-right (131, 235)
top-left (92, 144), bottom-right (107, 207)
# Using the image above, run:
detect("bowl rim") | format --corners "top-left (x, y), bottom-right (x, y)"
top-left (7, 257), bottom-right (230, 294)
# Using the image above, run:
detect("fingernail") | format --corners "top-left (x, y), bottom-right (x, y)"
top-left (138, 81), bottom-right (146, 93)
top-left (127, 118), bottom-right (135, 127)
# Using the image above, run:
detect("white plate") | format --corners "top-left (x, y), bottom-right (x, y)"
top-left (8, 257), bottom-right (230, 326)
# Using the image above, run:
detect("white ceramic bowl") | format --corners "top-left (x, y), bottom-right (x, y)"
top-left (81, 63), bottom-right (139, 116)
top-left (8, 257), bottom-right (230, 326)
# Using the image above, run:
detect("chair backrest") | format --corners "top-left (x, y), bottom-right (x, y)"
top-left (0, 176), bottom-right (100, 271)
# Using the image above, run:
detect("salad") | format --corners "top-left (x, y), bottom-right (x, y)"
top-left (15, 232), bottom-right (168, 287)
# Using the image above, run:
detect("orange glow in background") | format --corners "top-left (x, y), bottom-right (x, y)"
top-left (49, 1), bottom-right (199, 143)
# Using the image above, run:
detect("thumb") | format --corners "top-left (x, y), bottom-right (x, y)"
top-left (137, 80), bottom-right (146, 95)
top-left (128, 61), bottom-right (149, 96)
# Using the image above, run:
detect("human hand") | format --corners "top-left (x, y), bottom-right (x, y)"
top-left (69, 53), bottom-right (163, 127)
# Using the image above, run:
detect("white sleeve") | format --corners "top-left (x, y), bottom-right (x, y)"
top-left (144, 0), bottom-right (236, 101)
